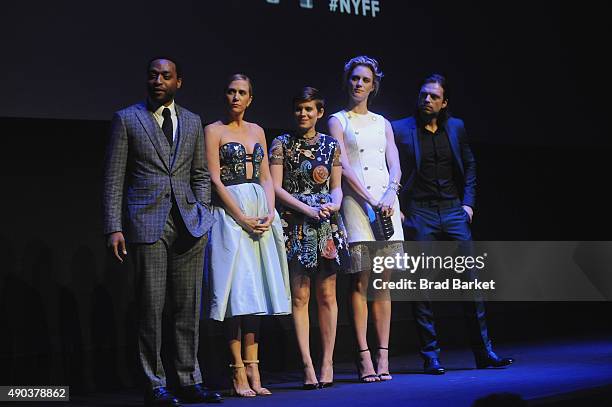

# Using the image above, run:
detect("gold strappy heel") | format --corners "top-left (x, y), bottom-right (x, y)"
top-left (243, 360), bottom-right (272, 396)
top-left (229, 363), bottom-right (256, 397)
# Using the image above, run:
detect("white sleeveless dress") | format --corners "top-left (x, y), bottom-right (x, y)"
top-left (331, 110), bottom-right (404, 273)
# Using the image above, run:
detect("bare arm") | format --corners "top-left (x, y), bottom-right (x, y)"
top-left (329, 163), bottom-right (343, 208)
top-left (320, 164), bottom-right (343, 218)
top-left (328, 116), bottom-right (378, 207)
top-left (384, 119), bottom-right (402, 188)
top-left (252, 126), bottom-right (276, 231)
top-left (378, 119), bottom-right (402, 216)
top-left (205, 124), bottom-right (263, 234)
top-left (256, 127), bottom-right (275, 216)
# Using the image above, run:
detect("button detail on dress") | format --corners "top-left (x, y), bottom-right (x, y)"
top-left (367, 186), bottom-right (371, 190)
top-left (360, 149), bottom-right (364, 152)
top-left (364, 166), bottom-right (368, 170)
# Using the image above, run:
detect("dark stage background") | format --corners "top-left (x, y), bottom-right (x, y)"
top-left (2, 0), bottom-right (611, 146)
top-left (1, 0), bottom-right (611, 394)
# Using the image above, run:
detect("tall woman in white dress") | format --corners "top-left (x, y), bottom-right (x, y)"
top-left (206, 74), bottom-right (291, 397)
top-left (328, 56), bottom-right (403, 382)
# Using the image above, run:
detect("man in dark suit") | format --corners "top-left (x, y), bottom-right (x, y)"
top-left (392, 74), bottom-right (513, 375)
top-left (103, 57), bottom-right (222, 406)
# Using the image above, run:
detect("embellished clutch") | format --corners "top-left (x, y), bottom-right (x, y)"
top-left (371, 209), bottom-right (395, 241)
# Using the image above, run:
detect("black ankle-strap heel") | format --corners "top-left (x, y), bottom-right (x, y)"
top-left (375, 347), bottom-right (392, 380)
top-left (355, 349), bottom-right (380, 383)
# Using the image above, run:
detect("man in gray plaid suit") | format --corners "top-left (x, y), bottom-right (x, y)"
top-left (103, 57), bottom-right (222, 406)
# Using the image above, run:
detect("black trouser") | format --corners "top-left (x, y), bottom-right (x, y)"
top-left (403, 199), bottom-right (492, 360)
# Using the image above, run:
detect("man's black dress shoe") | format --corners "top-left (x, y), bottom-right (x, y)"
top-left (423, 358), bottom-right (446, 375)
top-left (475, 351), bottom-right (514, 369)
top-left (145, 387), bottom-right (181, 406)
top-left (177, 384), bottom-right (223, 403)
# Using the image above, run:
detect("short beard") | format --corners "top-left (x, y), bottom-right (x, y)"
top-left (418, 110), bottom-right (437, 124)
top-left (147, 89), bottom-right (174, 108)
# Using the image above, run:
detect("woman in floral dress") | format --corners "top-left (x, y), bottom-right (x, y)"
top-left (270, 87), bottom-right (349, 389)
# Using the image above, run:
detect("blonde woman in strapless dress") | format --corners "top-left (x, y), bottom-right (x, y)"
top-left (206, 74), bottom-right (291, 397)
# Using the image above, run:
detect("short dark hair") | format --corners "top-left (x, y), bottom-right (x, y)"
top-left (147, 56), bottom-right (182, 79)
top-left (416, 73), bottom-right (450, 125)
top-left (420, 73), bottom-right (449, 101)
top-left (292, 86), bottom-right (325, 111)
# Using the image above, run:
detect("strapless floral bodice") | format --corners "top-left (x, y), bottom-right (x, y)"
top-left (219, 142), bottom-right (264, 186)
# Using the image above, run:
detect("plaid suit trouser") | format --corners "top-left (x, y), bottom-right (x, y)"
top-left (131, 205), bottom-right (206, 390)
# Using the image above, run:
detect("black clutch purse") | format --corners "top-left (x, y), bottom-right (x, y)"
top-left (371, 208), bottom-right (395, 241)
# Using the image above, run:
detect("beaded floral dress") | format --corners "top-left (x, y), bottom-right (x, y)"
top-left (270, 133), bottom-right (350, 274)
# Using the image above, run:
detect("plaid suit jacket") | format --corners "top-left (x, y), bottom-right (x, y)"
top-left (103, 102), bottom-right (215, 243)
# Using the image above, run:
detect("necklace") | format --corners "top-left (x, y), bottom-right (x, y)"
top-left (302, 131), bottom-right (319, 140)
top-left (346, 110), bottom-right (376, 121)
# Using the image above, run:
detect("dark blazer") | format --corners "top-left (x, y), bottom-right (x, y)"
top-left (103, 102), bottom-right (214, 243)
top-left (391, 116), bottom-right (476, 211)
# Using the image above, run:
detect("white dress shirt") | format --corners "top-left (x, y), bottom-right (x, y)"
top-left (151, 100), bottom-right (178, 143)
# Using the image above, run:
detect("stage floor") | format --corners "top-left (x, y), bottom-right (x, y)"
top-left (59, 336), bottom-right (612, 407)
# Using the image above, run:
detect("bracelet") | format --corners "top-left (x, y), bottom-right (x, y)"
top-left (387, 180), bottom-right (401, 194)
